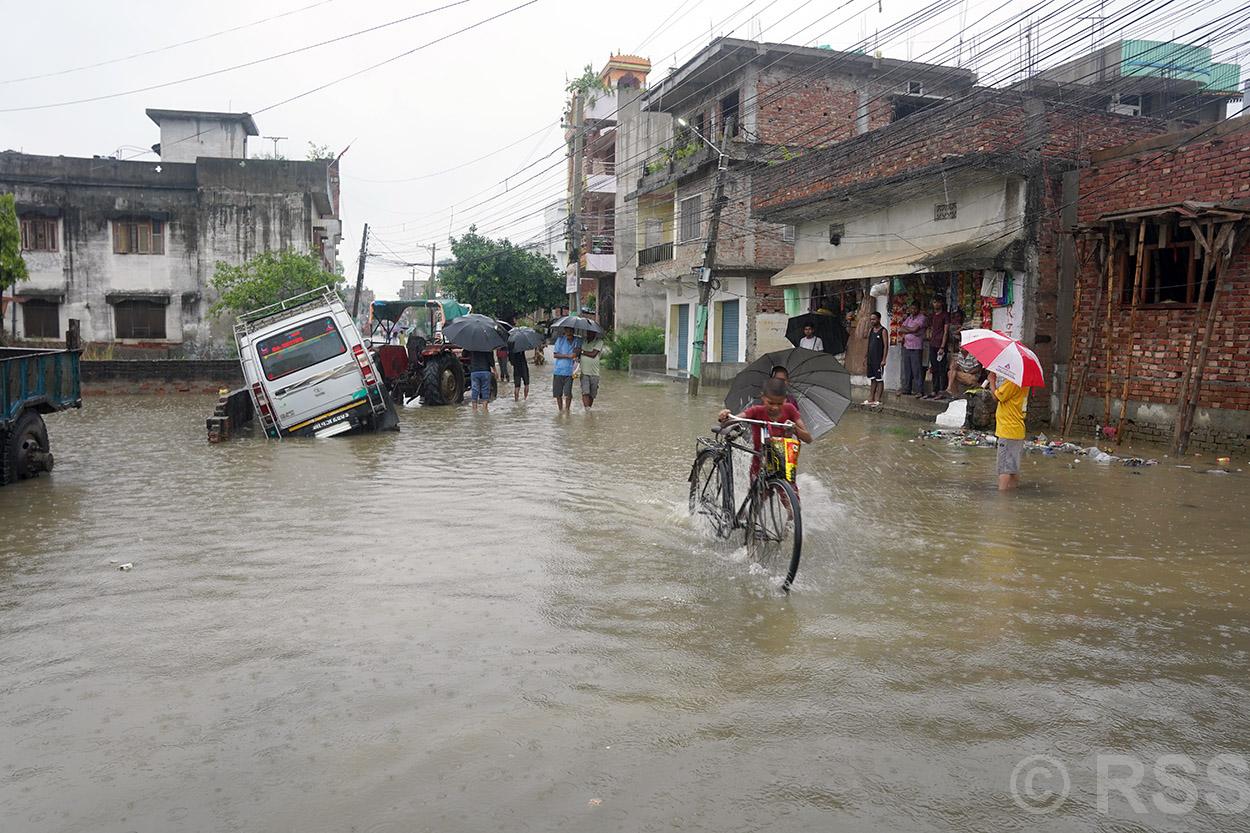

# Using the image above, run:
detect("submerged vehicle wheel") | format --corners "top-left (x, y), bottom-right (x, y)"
top-left (420, 353), bottom-right (465, 406)
top-left (1, 411), bottom-right (52, 485)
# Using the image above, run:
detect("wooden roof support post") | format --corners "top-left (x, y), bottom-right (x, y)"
top-left (1104, 223), bottom-right (1138, 428)
top-left (1175, 222), bottom-right (1247, 455)
top-left (1061, 235), bottom-right (1105, 437)
top-left (1115, 220), bottom-right (1149, 444)
top-left (1171, 221), bottom-right (1215, 455)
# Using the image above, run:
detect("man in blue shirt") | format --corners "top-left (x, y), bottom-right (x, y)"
top-left (552, 326), bottom-right (582, 413)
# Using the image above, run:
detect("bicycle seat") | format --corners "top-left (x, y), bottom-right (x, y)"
top-left (712, 422), bottom-right (746, 437)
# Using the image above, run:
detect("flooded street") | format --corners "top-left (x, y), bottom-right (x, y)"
top-left (3, 369), bottom-right (1249, 832)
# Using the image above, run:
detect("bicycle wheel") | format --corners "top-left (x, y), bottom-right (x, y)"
top-left (745, 478), bottom-right (802, 590)
top-left (688, 450), bottom-right (732, 537)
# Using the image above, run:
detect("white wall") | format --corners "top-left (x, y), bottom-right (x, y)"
top-left (794, 173), bottom-right (1025, 273)
top-left (159, 116), bottom-right (249, 163)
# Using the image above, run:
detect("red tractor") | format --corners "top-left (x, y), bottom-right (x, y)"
top-left (367, 299), bottom-right (504, 405)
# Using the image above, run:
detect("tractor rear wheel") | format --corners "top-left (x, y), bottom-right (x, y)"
top-left (420, 353), bottom-right (465, 406)
top-left (1, 411), bottom-right (52, 485)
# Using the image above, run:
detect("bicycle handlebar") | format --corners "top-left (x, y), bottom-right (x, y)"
top-left (723, 415), bottom-right (796, 430)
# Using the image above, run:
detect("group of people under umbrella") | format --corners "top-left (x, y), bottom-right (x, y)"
top-left (441, 313), bottom-right (605, 414)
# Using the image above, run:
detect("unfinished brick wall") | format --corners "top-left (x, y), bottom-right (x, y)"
top-left (755, 71), bottom-right (862, 147)
top-left (1071, 122), bottom-right (1250, 429)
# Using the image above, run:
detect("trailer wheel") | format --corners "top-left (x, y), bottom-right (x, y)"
top-left (1, 411), bottom-right (52, 485)
top-left (420, 353), bottom-right (465, 406)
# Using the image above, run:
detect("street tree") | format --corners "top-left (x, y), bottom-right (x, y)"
top-left (210, 250), bottom-right (342, 317)
top-left (0, 193), bottom-right (29, 342)
top-left (437, 228), bottom-right (565, 321)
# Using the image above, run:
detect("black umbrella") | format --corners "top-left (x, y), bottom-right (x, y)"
top-left (507, 326), bottom-right (544, 352)
top-left (550, 314), bottom-right (603, 335)
top-left (724, 347), bottom-right (852, 440)
top-left (442, 313), bottom-right (506, 351)
top-left (785, 311), bottom-right (847, 355)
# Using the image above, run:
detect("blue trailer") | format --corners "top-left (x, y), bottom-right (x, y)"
top-left (0, 346), bottom-right (81, 485)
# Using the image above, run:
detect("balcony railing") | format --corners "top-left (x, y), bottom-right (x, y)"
top-left (638, 242), bottom-right (674, 267)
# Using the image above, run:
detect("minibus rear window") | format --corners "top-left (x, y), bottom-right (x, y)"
top-left (257, 317), bottom-right (348, 381)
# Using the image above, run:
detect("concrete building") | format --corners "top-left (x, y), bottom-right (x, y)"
top-left (627, 38), bottom-right (975, 377)
top-left (1, 108), bottom-right (341, 353)
top-left (752, 42), bottom-right (1241, 407)
top-left (562, 54), bottom-right (664, 331)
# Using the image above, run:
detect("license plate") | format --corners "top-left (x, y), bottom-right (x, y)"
top-left (310, 412), bottom-right (352, 432)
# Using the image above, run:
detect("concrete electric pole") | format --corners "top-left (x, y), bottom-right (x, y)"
top-left (688, 124), bottom-right (732, 397)
top-left (567, 91), bottom-right (586, 315)
top-left (351, 222), bottom-right (369, 319)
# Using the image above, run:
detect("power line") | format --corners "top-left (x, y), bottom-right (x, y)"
top-left (0, 0), bottom-right (477, 113)
top-left (0, 0), bottom-right (338, 86)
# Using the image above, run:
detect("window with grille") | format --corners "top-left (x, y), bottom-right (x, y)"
top-left (678, 195), bottom-right (703, 243)
top-left (934, 202), bottom-right (957, 221)
top-left (114, 300), bottom-right (167, 339)
top-left (783, 225), bottom-right (796, 243)
top-left (113, 219), bottom-right (165, 255)
top-left (828, 223), bottom-right (844, 245)
top-left (19, 217), bottom-right (58, 252)
top-left (23, 300), bottom-right (59, 338)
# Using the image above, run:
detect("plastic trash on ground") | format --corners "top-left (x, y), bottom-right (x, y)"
top-left (934, 398), bottom-right (967, 428)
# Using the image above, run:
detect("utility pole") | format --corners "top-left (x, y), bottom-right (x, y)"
top-left (428, 242), bottom-right (437, 299)
top-left (688, 125), bottom-right (732, 397)
top-left (351, 222), bottom-right (369, 319)
top-left (567, 91), bottom-right (585, 315)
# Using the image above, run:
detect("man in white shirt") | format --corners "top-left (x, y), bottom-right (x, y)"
top-left (798, 324), bottom-right (824, 352)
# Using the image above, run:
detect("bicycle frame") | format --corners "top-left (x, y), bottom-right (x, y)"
top-left (694, 416), bottom-right (798, 533)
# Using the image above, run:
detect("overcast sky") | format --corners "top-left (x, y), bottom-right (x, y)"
top-left (2, 0), bottom-right (1244, 296)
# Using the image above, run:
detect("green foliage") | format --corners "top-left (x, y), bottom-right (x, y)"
top-left (566, 64), bottom-right (610, 97)
top-left (583, 293), bottom-right (596, 312)
top-left (602, 325), bottom-right (664, 370)
top-left (210, 250), bottom-right (342, 317)
top-left (306, 142), bottom-right (335, 161)
top-left (0, 193), bottom-right (28, 340)
top-left (436, 227), bottom-right (565, 321)
top-left (0, 193), bottom-right (28, 293)
top-left (673, 140), bottom-right (701, 161)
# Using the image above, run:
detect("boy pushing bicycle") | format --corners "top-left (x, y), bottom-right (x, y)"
top-left (718, 378), bottom-right (813, 486)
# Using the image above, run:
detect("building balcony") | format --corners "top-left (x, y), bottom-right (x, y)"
top-left (638, 241), bottom-right (674, 267)
top-left (585, 92), bottom-right (618, 123)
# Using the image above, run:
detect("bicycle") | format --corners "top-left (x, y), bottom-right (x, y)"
top-left (688, 416), bottom-right (803, 591)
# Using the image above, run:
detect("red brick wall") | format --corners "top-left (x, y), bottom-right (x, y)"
top-left (755, 71), bottom-right (861, 147)
top-left (1071, 122), bottom-right (1250, 415)
top-left (754, 277), bottom-right (785, 314)
top-left (753, 95), bottom-right (1169, 215)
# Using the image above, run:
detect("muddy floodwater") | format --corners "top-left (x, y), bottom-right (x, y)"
top-left (3, 369), bottom-right (1249, 832)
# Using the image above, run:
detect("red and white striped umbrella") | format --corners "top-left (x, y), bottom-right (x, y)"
top-left (959, 329), bottom-right (1044, 387)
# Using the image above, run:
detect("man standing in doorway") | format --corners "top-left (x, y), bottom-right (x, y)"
top-left (923, 297), bottom-right (949, 398)
top-left (579, 331), bottom-right (602, 409)
top-left (899, 301), bottom-right (927, 397)
top-left (990, 371), bottom-right (1028, 491)
top-left (865, 311), bottom-right (888, 407)
top-left (798, 323), bottom-right (824, 352)
top-left (552, 326), bottom-right (581, 413)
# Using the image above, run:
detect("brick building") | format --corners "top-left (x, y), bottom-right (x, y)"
top-left (752, 41), bottom-right (1240, 408)
top-left (625, 38), bottom-right (974, 376)
top-left (752, 90), bottom-right (1211, 402)
top-left (1063, 116), bottom-right (1250, 452)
